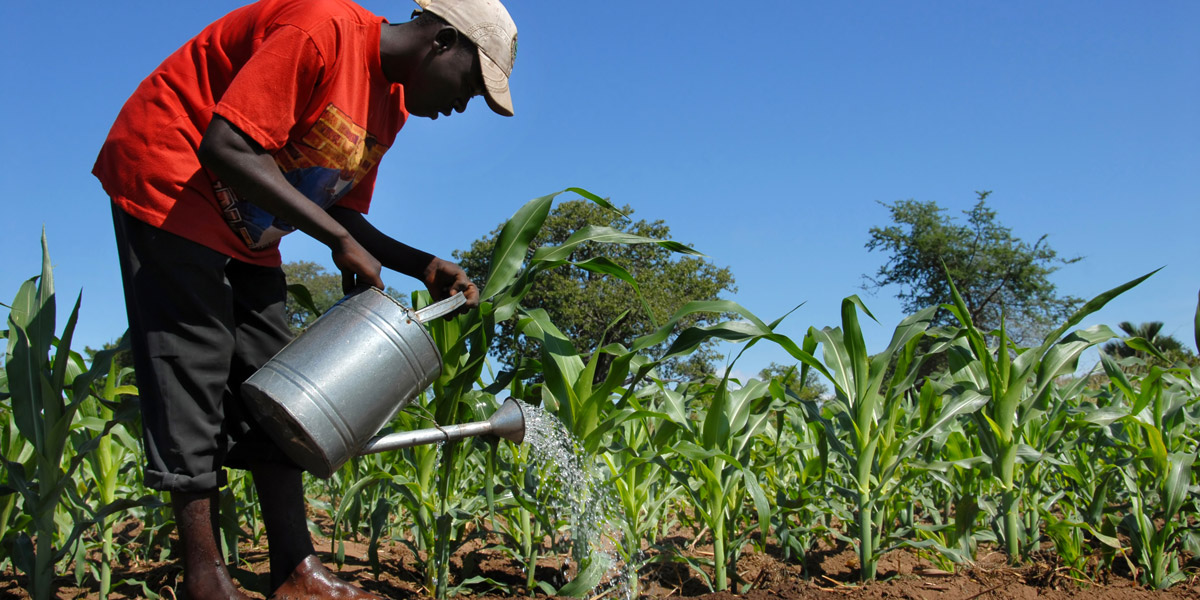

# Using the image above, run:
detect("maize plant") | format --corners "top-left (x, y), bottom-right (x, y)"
top-left (941, 270), bottom-right (1153, 563)
top-left (1101, 353), bottom-right (1200, 588)
top-left (797, 297), bottom-right (986, 580)
top-left (654, 376), bottom-right (775, 592)
top-left (4, 198), bottom-right (1200, 597)
top-left (2, 234), bottom-right (137, 600)
top-left (601, 388), bottom-right (683, 598)
top-left (762, 383), bottom-right (831, 564)
top-left (72, 350), bottom-right (144, 597)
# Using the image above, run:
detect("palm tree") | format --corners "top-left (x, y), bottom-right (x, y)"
top-left (1101, 321), bottom-right (1197, 370)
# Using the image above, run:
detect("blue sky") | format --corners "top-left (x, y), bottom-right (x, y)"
top-left (2, 1), bottom-right (1197, 378)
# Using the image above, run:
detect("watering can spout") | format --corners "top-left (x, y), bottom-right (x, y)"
top-left (486, 397), bottom-right (526, 444)
top-left (357, 399), bottom-right (526, 457)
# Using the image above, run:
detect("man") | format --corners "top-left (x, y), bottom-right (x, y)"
top-left (92, 0), bottom-right (517, 597)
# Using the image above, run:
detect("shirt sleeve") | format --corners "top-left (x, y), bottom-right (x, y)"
top-left (213, 24), bottom-right (325, 152)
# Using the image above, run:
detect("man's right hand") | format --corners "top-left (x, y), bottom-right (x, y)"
top-left (331, 235), bottom-right (384, 294)
top-left (199, 116), bottom-right (385, 295)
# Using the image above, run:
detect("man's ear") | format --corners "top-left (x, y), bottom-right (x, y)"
top-left (433, 26), bottom-right (459, 53)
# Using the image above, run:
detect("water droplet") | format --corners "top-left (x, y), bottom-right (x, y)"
top-left (516, 401), bottom-right (638, 599)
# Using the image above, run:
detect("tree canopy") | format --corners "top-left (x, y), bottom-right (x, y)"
top-left (864, 191), bottom-right (1081, 345)
top-left (282, 261), bottom-right (406, 335)
top-left (453, 200), bottom-right (736, 381)
top-left (758, 362), bottom-right (826, 402)
top-left (1101, 321), bottom-right (1200, 371)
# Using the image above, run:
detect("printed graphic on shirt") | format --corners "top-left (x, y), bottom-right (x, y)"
top-left (217, 103), bottom-right (388, 250)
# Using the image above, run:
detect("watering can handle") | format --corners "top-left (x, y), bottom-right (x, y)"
top-left (413, 292), bottom-right (466, 323)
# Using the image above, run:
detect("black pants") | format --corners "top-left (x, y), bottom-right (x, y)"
top-left (112, 204), bottom-right (295, 493)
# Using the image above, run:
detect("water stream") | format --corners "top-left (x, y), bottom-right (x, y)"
top-left (516, 401), bottom-right (637, 599)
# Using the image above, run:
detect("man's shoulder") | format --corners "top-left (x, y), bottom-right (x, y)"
top-left (265, 0), bottom-right (379, 31)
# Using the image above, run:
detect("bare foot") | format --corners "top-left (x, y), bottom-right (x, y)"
top-left (182, 559), bottom-right (257, 600)
top-left (172, 491), bottom-right (258, 600)
top-left (268, 555), bottom-right (382, 600)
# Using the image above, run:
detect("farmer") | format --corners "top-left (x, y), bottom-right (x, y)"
top-left (92, 0), bottom-right (516, 597)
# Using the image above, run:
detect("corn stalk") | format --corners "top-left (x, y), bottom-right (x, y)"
top-left (2, 233), bottom-right (132, 599)
top-left (942, 269), bottom-right (1154, 562)
top-left (799, 297), bottom-right (987, 580)
top-left (1101, 349), bottom-right (1199, 588)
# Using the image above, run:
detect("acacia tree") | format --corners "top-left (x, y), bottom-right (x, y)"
top-left (864, 191), bottom-right (1080, 346)
top-left (453, 199), bottom-right (736, 381)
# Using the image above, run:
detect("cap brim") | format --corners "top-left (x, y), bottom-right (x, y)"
top-left (480, 50), bottom-right (514, 117)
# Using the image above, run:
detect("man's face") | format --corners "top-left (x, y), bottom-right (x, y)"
top-left (405, 28), bottom-right (484, 119)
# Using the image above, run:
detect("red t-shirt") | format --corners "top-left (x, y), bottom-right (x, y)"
top-left (93, 0), bottom-right (408, 266)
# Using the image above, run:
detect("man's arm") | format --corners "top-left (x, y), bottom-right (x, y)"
top-left (197, 115), bottom-right (384, 292)
top-left (328, 207), bottom-right (480, 310)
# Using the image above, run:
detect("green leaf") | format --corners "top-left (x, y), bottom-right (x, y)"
top-left (661, 321), bottom-right (764, 362)
top-left (332, 472), bottom-right (390, 528)
top-left (742, 466), bottom-right (771, 541)
top-left (555, 555), bottom-right (609, 597)
top-left (841, 296), bottom-right (871, 403)
top-left (34, 231), bottom-right (56, 361)
top-left (286, 283), bottom-right (320, 317)
top-left (701, 383), bottom-right (731, 449)
top-left (481, 191), bottom-right (557, 300)
top-left (1029, 325), bottom-right (1117, 402)
top-left (1023, 269), bottom-right (1158, 371)
top-left (1124, 337), bottom-right (1170, 363)
top-left (563, 187), bottom-right (622, 214)
top-left (1164, 451), bottom-right (1195, 520)
top-left (810, 325), bottom-right (850, 399)
top-left (672, 441), bottom-right (737, 464)
top-left (51, 293), bottom-right (83, 399)
top-left (11, 532), bottom-right (34, 578)
top-left (1194, 288), bottom-right (1199, 353)
top-left (1077, 403), bottom-right (1127, 427)
top-left (886, 388), bottom-right (989, 483)
top-left (7, 323), bottom-right (45, 450)
top-left (629, 300), bottom-right (770, 354)
top-left (1131, 419), bottom-right (1168, 474)
top-left (533, 224), bottom-right (704, 264)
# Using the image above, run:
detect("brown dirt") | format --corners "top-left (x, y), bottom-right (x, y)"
top-left (2, 524), bottom-right (1197, 599)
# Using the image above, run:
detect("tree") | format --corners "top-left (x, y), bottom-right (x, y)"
top-left (1101, 321), bottom-right (1199, 370)
top-left (282, 261), bottom-right (345, 334)
top-left (758, 361), bottom-right (826, 402)
top-left (282, 261), bottom-right (406, 335)
top-left (864, 191), bottom-right (1081, 346)
top-left (453, 200), bottom-right (737, 381)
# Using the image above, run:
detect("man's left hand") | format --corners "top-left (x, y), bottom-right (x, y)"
top-left (422, 257), bottom-right (480, 316)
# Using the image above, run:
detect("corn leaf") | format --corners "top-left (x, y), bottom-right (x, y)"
top-left (1016, 269), bottom-right (1157, 375)
top-left (34, 232), bottom-right (56, 361)
top-left (481, 191), bottom-right (557, 300)
top-left (533, 224), bottom-right (704, 263)
top-left (742, 466), bottom-right (771, 540)
top-left (841, 296), bottom-right (871, 402)
top-left (1194, 288), bottom-right (1199, 352)
top-left (7, 321), bottom-right (44, 450)
top-left (286, 283), bottom-right (320, 316)
top-left (553, 553), bottom-right (608, 597)
top-left (563, 187), bottom-right (621, 214)
top-left (1164, 451), bottom-right (1194, 519)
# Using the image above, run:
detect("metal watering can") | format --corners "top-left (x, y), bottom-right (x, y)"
top-left (241, 287), bottom-right (525, 478)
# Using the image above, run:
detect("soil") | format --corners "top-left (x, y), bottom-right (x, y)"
top-left (2, 522), bottom-right (1197, 600)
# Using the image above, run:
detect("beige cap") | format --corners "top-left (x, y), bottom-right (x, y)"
top-left (413, 0), bottom-right (518, 117)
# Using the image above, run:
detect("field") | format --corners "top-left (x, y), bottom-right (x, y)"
top-left (2, 520), bottom-right (1197, 599)
top-left (3, 190), bottom-right (1198, 600)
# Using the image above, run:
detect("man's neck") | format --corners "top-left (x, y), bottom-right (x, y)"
top-left (379, 22), bottom-right (421, 84)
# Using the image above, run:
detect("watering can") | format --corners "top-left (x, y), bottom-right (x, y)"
top-left (241, 287), bottom-right (525, 478)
